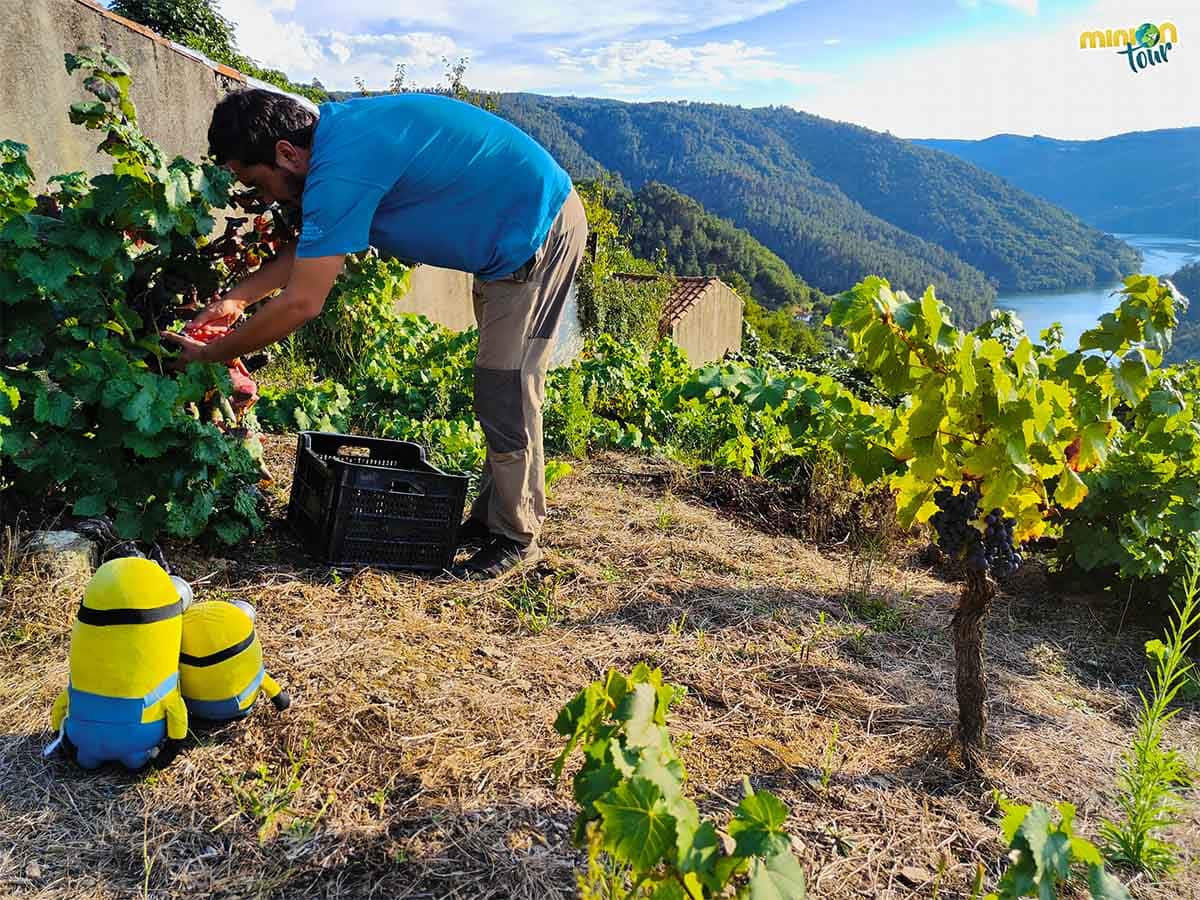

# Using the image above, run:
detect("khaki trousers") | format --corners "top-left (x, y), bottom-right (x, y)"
top-left (469, 189), bottom-right (588, 546)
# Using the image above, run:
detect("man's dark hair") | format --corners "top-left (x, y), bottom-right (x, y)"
top-left (208, 89), bottom-right (318, 166)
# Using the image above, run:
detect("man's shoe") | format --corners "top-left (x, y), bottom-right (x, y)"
top-left (455, 517), bottom-right (493, 549)
top-left (452, 536), bottom-right (541, 580)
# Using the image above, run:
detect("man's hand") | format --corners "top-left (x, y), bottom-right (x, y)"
top-left (186, 296), bottom-right (247, 332)
top-left (160, 329), bottom-right (214, 365)
top-left (162, 255), bottom-right (345, 366)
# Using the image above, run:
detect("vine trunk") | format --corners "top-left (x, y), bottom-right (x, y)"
top-left (952, 568), bottom-right (995, 771)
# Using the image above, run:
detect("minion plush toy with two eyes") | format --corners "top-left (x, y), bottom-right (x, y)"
top-left (49, 557), bottom-right (189, 770)
top-left (179, 600), bottom-right (290, 721)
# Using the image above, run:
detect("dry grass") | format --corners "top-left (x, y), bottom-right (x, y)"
top-left (1, 437), bottom-right (1198, 899)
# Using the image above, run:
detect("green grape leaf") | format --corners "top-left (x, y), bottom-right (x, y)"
top-left (1077, 421), bottom-right (1111, 470)
top-left (33, 388), bottom-right (74, 426)
top-left (1087, 864), bottom-right (1132, 899)
top-left (72, 494), bottom-right (109, 517)
top-left (746, 850), bottom-right (808, 900)
top-left (16, 250), bottom-right (75, 292)
top-left (676, 818), bottom-right (721, 890)
top-left (593, 777), bottom-right (677, 870)
top-left (729, 789), bottom-right (791, 859)
top-left (233, 488), bottom-right (259, 519)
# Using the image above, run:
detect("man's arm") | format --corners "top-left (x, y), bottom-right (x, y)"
top-left (184, 241), bottom-right (299, 332)
top-left (162, 255), bottom-right (345, 364)
top-left (225, 240), bottom-right (297, 308)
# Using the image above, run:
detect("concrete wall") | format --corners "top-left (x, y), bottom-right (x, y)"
top-left (396, 267), bottom-right (585, 364)
top-left (0, 0), bottom-right (240, 185)
top-left (670, 282), bottom-right (743, 365)
top-left (397, 265), bottom-right (476, 332)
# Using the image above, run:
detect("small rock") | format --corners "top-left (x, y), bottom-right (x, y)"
top-left (25, 861), bottom-right (42, 880)
top-left (897, 866), bottom-right (930, 887)
top-left (24, 530), bottom-right (97, 581)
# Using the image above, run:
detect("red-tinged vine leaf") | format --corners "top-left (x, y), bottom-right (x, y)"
top-left (1064, 435), bottom-right (1082, 471)
top-left (594, 777), bottom-right (677, 870)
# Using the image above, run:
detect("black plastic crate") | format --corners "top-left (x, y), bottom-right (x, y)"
top-left (287, 432), bottom-right (468, 572)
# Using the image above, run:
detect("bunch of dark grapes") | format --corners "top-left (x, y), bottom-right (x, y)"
top-left (930, 486), bottom-right (981, 558)
top-left (982, 509), bottom-right (1022, 577)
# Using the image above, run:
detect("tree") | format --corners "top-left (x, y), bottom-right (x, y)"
top-left (109, 0), bottom-right (237, 60)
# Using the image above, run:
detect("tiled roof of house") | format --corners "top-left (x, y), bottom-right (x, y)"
top-left (612, 273), bottom-right (723, 336)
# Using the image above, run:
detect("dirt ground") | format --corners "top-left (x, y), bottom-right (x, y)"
top-left (1, 436), bottom-right (1197, 899)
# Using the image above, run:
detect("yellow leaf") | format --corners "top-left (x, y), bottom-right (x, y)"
top-left (1056, 468), bottom-right (1088, 510)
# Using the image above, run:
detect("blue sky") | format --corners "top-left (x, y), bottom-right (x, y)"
top-left (217, 0), bottom-right (1198, 139)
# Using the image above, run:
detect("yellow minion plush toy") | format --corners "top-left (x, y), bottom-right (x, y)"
top-left (49, 557), bottom-right (188, 770)
top-left (179, 600), bottom-right (289, 720)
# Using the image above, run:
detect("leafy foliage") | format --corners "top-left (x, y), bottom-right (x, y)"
top-left (109, 0), bottom-right (327, 103)
top-left (0, 49), bottom-right (264, 543)
top-left (1100, 542), bottom-right (1200, 875)
top-left (109, 0), bottom-right (238, 58)
top-left (829, 274), bottom-right (1180, 543)
top-left (555, 664), bottom-right (806, 899)
top-left (741, 296), bottom-right (827, 358)
top-left (290, 251), bottom-right (413, 383)
top-left (987, 797), bottom-right (1130, 900)
top-left (254, 380), bottom-right (351, 434)
top-left (1054, 362), bottom-right (1200, 594)
top-left (577, 180), bottom-right (674, 347)
top-left (1163, 263), bottom-right (1199, 362)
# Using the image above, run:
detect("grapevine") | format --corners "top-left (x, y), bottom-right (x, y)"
top-left (829, 274), bottom-right (1183, 767)
top-left (0, 48), bottom-right (273, 543)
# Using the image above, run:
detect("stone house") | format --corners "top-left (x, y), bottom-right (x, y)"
top-left (614, 274), bottom-right (744, 365)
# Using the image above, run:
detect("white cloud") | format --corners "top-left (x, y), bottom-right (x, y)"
top-left (957, 0), bottom-right (1040, 14)
top-left (794, 0), bottom-right (1198, 139)
top-left (551, 39), bottom-right (829, 92)
top-left (823, 38), bottom-right (841, 46)
top-left (287, 1), bottom-right (799, 42)
top-left (214, 0), bottom-right (829, 96)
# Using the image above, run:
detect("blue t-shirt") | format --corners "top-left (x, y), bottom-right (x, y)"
top-left (296, 94), bottom-right (572, 279)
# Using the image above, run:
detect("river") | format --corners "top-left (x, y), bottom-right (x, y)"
top-left (995, 234), bottom-right (1200, 349)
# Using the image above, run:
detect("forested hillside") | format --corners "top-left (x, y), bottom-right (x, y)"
top-left (498, 94), bottom-right (1141, 327)
top-left (918, 129), bottom-right (1200, 240)
top-left (1166, 261), bottom-right (1200, 361)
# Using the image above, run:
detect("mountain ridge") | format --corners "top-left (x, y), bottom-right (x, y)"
top-left (495, 93), bottom-right (1141, 327)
